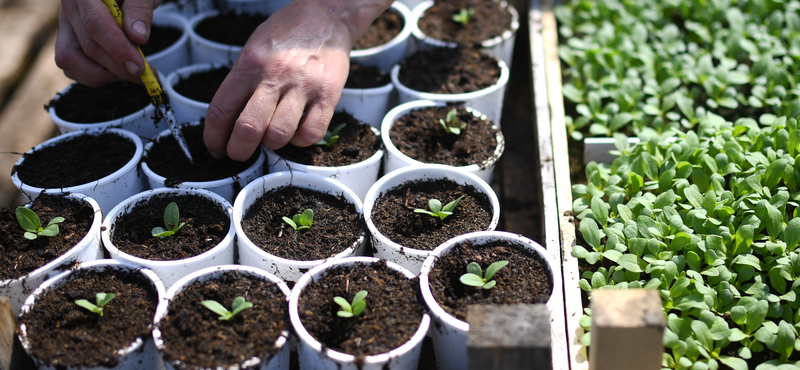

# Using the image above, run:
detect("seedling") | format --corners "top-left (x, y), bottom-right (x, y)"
top-left (15, 207), bottom-right (64, 240)
top-left (315, 123), bottom-right (347, 147)
top-left (283, 209), bottom-right (314, 231)
top-left (201, 296), bottom-right (253, 321)
top-left (75, 292), bottom-right (116, 317)
top-left (414, 196), bottom-right (465, 220)
top-left (334, 290), bottom-right (367, 318)
top-left (451, 8), bottom-right (475, 25)
top-left (439, 108), bottom-right (467, 135)
top-left (151, 202), bottom-right (185, 238)
top-left (460, 261), bottom-right (508, 289)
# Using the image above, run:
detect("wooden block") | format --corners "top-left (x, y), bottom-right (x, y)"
top-left (467, 304), bottom-right (551, 370)
top-left (589, 290), bottom-right (665, 370)
top-left (0, 297), bottom-right (35, 370)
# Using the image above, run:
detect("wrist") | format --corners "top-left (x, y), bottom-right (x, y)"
top-left (298, 0), bottom-right (394, 46)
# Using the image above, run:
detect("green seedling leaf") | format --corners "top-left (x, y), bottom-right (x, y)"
top-left (152, 202), bottom-right (185, 238)
top-left (439, 108), bottom-right (467, 135)
top-left (460, 261), bottom-right (508, 289)
top-left (16, 207), bottom-right (65, 240)
top-left (451, 8), bottom-right (475, 25)
top-left (315, 123), bottom-right (347, 147)
top-left (75, 292), bottom-right (116, 317)
top-left (335, 290), bottom-right (368, 318)
top-left (283, 209), bottom-right (314, 231)
top-left (201, 296), bottom-right (253, 321)
top-left (414, 196), bottom-right (464, 220)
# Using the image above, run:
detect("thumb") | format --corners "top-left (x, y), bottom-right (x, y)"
top-left (121, 0), bottom-right (157, 45)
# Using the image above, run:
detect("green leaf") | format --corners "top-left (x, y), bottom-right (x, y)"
top-left (230, 296), bottom-right (253, 317)
top-left (765, 159), bottom-right (788, 190)
top-left (299, 209), bottom-right (314, 227)
top-left (460, 273), bottom-right (485, 287)
top-left (580, 218), bottom-right (603, 251)
top-left (466, 262), bottom-right (482, 277)
top-left (783, 218), bottom-right (800, 250)
top-left (351, 298), bottom-right (367, 316)
top-left (685, 187), bottom-right (704, 209)
top-left (591, 196), bottom-right (609, 227)
top-left (733, 225), bottom-right (755, 256)
top-left (775, 320), bottom-right (795, 360)
top-left (164, 202), bottom-right (180, 230)
top-left (618, 254), bottom-right (643, 273)
top-left (96, 292), bottom-right (115, 308)
top-left (282, 217), bottom-right (297, 230)
top-left (15, 207), bottom-right (40, 233)
top-left (334, 296), bottom-right (351, 311)
top-left (746, 300), bottom-right (769, 334)
top-left (74, 299), bottom-right (100, 315)
top-left (442, 196), bottom-right (465, 213)
top-left (484, 260), bottom-right (508, 281)
top-left (691, 320), bottom-right (714, 351)
top-left (428, 199), bottom-right (442, 214)
top-left (718, 357), bottom-right (748, 370)
top-left (201, 300), bottom-right (231, 317)
top-left (38, 224), bottom-right (59, 237)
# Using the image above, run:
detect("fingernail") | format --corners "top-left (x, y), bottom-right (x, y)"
top-left (132, 21), bottom-right (149, 39)
top-left (209, 150), bottom-right (224, 159)
top-left (125, 61), bottom-right (141, 76)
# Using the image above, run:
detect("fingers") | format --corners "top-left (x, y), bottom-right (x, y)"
top-left (290, 98), bottom-right (334, 147)
top-left (204, 68), bottom-right (266, 160)
top-left (56, 8), bottom-right (120, 86)
top-left (120, 0), bottom-right (155, 45)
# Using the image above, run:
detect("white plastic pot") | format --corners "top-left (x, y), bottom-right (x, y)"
top-left (363, 164), bottom-right (500, 275)
top-left (233, 171), bottom-right (366, 283)
top-left (164, 63), bottom-right (229, 124)
top-left (418, 231), bottom-right (561, 370)
top-left (289, 257), bottom-right (431, 370)
top-left (381, 100), bottom-right (505, 182)
top-left (410, 0), bottom-right (519, 66)
top-left (49, 83), bottom-right (162, 138)
top-left (11, 128), bottom-right (146, 214)
top-left (350, 2), bottom-right (413, 73)
top-left (147, 11), bottom-right (191, 77)
top-left (264, 126), bottom-right (384, 201)
top-left (155, 0), bottom-right (214, 17)
top-left (153, 264), bottom-right (291, 370)
top-left (0, 193), bottom-right (103, 315)
top-left (188, 10), bottom-right (245, 65)
top-left (391, 56), bottom-right (509, 125)
top-left (141, 121), bottom-right (266, 203)
top-left (217, 0), bottom-right (292, 15)
top-left (335, 83), bottom-right (394, 129)
top-left (18, 259), bottom-right (166, 370)
top-left (102, 187), bottom-right (236, 289)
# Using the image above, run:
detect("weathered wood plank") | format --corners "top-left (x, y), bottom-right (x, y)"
top-left (0, 297), bottom-right (35, 370)
top-left (467, 304), bottom-right (552, 370)
top-left (0, 32), bottom-right (71, 208)
top-left (0, 0), bottom-right (61, 105)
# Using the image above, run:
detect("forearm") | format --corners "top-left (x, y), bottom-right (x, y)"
top-left (295, 0), bottom-right (395, 47)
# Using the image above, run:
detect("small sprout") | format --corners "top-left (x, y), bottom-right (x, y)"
top-left (414, 196), bottom-right (465, 220)
top-left (439, 108), bottom-right (467, 135)
top-left (334, 290), bottom-right (368, 318)
top-left (460, 261), bottom-right (508, 289)
top-left (282, 209), bottom-right (314, 231)
top-left (315, 123), bottom-right (347, 147)
top-left (201, 296), bottom-right (253, 321)
top-left (451, 8), bottom-right (475, 26)
top-left (15, 207), bottom-right (65, 240)
top-left (75, 292), bottom-right (116, 317)
top-left (152, 202), bottom-right (185, 238)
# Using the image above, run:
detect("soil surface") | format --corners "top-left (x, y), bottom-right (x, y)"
top-left (345, 62), bottom-right (390, 89)
top-left (46, 81), bottom-right (152, 123)
top-left (354, 7), bottom-right (404, 50)
top-left (141, 24), bottom-right (183, 56)
top-left (273, 111), bottom-right (382, 166)
top-left (398, 47), bottom-right (501, 94)
top-left (20, 267), bottom-right (158, 368)
top-left (417, 0), bottom-right (514, 46)
top-left (428, 239), bottom-right (552, 320)
top-left (173, 66), bottom-right (230, 103)
top-left (389, 105), bottom-right (499, 167)
top-left (110, 193), bottom-right (229, 261)
top-left (0, 194), bottom-right (94, 281)
top-left (194, 12), bottom-right (268, 46)
top-left (240, 186), bottom-right (362, 261)
top-left (158, 271), bottom-right (288, 369)
top-left (143, 121), bottom-right (259, 183)
top-left (370, 179), bottom-right (493, 251)
top-left (13, 131), bottom-right (136, 188)
top-left (298, 260), bottom-right (425, 356)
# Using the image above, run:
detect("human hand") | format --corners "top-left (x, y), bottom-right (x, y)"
top-left (56, 0), bottom-right (162, 87)
top-left (203, 0), bottom-right (393, 161)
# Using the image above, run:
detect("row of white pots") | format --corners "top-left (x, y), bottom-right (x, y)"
top-left (17, 228), bottom-right (558, 370)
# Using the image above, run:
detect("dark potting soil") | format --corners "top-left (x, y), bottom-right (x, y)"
top-left (143, 121), bottom-right (259, 183)
top-left (46, 81), bottom-right (152, 123)
top-left (158, 271), bottom-right (288, 369)
top-left (110, 193), bottom-right (230, 261)
top-left (354, 7), bottom-right (404, 50)
top-left (417, 0), bottom-right (514, 46)
top-left (173, 66), bottom-right (231, 103)
top-left (241, 186), bottom-right (362, 261)
top-left (273, 111), bottom-right (382, 166)
top-left (398, 47), bottom-right (501, 94)
top-left (299, 260), bottom-right (425, 356)
top-left (389, 105), bottom-right (499, 167)
top-left (0, 194), bottom-right (94, 281)
top-left (141, 24), bottom-right (183, 56)
top-left (194, 12), bottom-right (268, 46)
top-left (20, 267), bottom-right (158, 368)
top-left (370, 179), bottom-right (493, 251)
top-left (344, 62), bottom-right (390, 89)
top-left (428, 239), bottom-right (553, 321)
top-left (13, 131), bottom-right (136, 188)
